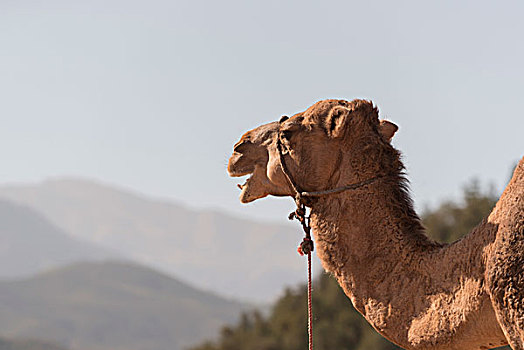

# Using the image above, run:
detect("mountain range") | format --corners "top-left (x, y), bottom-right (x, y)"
top-left (0, 199), bottom-right (114, 279)
top-left (0, 178), bottom-right (308, 302)
top-left (0, 261), bottom-right (246, 350)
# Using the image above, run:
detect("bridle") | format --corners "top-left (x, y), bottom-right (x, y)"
top-left (275, 117), bottom-right (386, 350)
top-left (275, 118), bottom-right (387, 249)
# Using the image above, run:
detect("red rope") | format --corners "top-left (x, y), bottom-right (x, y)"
top-left (307, 251), bottom-right (313, 350)
top-left (292, 205), bottom-right (314, 350)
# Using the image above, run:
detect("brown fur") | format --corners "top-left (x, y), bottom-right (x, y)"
top-left (228, 99), bottom-right (524, 349)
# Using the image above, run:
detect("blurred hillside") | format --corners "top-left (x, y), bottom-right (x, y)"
top-left (0, 199), bottom-right (114, 278)
top-left (0, 261), bottom-right (246, 350)
top-left (189, 181), bottom-right (511, 350)
top-left (0, 179), bottom-right (307, 302)
top-left (0, 178), bottom-right (515, 350)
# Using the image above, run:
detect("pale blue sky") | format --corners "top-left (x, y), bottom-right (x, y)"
top-left (0, 0), bottom-right (522, 221)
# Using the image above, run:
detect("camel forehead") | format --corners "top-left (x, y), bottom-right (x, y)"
top-left (303, 99), bottom-right (349, 118)
top-left (235, 98), bottom-right (378, 147)
top-left (300, 99), bottom-right (376, 124)
top-left (274, 100), bottom-right (347, 129)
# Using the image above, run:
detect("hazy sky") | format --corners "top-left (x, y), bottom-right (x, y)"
top-left (0, 0), bottom-right (522, 221)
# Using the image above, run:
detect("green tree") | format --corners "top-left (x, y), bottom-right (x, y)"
top-left (422, 180), bottom-right (497, 243)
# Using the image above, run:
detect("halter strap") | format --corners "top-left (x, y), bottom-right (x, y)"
top-left (276, 128), bottom-right (385, 207)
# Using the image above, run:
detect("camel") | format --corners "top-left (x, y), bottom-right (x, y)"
top-left (227, 99), bottom-right (524, 350)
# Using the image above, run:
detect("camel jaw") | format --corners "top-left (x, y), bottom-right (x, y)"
top-left (229, 165), bottom-right (270, 203)
top-left (228, 166), bottom-right (254, 201)
top-left (238, 175), bottom-right (256, 203)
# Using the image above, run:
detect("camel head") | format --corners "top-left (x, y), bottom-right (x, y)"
top-left (228, 99), bottom-right (399, 203)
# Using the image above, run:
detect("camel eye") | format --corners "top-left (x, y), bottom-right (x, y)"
top-left (281, 130), bottom-right (293, 141)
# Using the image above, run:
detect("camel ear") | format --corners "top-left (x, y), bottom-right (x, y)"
top-left (379, 120), bottom-right (398, 142)
top-left (326, 106), bottom-right (351, 138)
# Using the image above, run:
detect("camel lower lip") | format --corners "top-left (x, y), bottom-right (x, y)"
top-left (237, 175), bottom-right (251, 190)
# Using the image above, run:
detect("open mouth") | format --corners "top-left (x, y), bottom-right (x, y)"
top-left (228, 158), bottom-right (254, 191)
top-left (229, 165), bottom-right (269, 203)
top-left (236, 174), bottom-right (252, 190)
top-left (228, 167), bottom-right (255, 202)
top-left (228, 154), bottom-right (272, 203)
top-left (236, 174), bottom-right (253, 203)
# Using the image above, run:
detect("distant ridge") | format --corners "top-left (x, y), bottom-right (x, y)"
top-left (0, 178), bottom-right (307, 302)
top-left (0, 199), bottom-right (115, 279)
top-left (0, 261), bottom-right (247, 350)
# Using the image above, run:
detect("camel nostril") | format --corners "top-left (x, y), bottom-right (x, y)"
top-left (234, 141), bottom-right (252, 154)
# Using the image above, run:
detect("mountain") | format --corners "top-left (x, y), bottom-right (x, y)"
top-left (0, 261), bottom-right (246, 350)
top-left (0, 179), bottom-right (307, 302)
top-left (0, 199), bottom-right (115, 279)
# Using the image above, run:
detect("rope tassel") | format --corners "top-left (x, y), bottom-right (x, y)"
top-left (289, 205), bottom-right (314, 350)
top-left (297, 237), bottom-right (314, 256)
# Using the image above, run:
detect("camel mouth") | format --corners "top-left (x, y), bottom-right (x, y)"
top-left (227, 164), bottom-right (255, 191)
top-left (228, 163), bottom-right (270, 203)
top-left (236, 174), bottom-right (252, 191)
top-left (236, 171), bottom-right (264, 203)
top-left (228, 153), bottom-right (262, 203)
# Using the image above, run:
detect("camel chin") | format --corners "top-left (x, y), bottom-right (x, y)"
top-left (237, 172), bottom-right (270, 203)
top-left (239, 185), bottom-right (267, 203)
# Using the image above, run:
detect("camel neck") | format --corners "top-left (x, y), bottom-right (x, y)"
top-left (309, 175), bottom-right (436, 276)
top-left (308, 176), bottom-right (444, 344)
